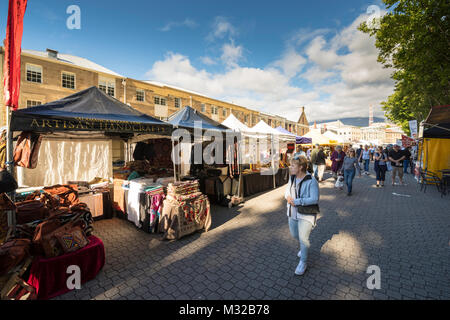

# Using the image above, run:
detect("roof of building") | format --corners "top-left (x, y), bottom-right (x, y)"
top-left (22, 49), bottom-right (124, 77)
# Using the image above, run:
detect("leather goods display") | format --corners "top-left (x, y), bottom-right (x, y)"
top-left (0, 239), bottom-right (31, 276)
top-left (13, 132), bottom-right (42, 169)
top-left (0, 194), bottom-right (15, 244)
top-left (0, 169), bottom-right (18, 194)
top-left (15, 200), bottom-right (48, 225)
top-left (32, 217), bottom-right (63, 258)
top-left (32, 210), bottom-right (92, 258)
top-left (42, 185), bottom-right (80, 207)
top-left (54, 225), bottom-right (89, 254)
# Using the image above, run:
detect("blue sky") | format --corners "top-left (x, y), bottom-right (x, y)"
top-left (0, 0), bottom-right (392, 121)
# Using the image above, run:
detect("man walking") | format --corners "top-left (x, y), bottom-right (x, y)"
top-left (389, 144), bottom-right (406, 185)
top-left (316, 146), bottom-right (327, 182)
top-left (310, 144), bottom-right (319, 180)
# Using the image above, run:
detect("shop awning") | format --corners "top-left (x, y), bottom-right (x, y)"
top-left (303, 129), bottom-right (334, 145)
top-left (275, 126), bottom-right (312, 144)
top-left (168, 106), bottom-right (230, 132)
top-left (423, 105), bottom-right (450, 139)
top-left (10, 86), bottom-right (172, 135)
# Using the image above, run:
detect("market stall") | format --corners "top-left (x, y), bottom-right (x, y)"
top-left (168, 107), bottom-right (236, 207)
top-left (418, 105), bottom-right (450, 179)
top-left (1, 86), bottom-right (173, 299)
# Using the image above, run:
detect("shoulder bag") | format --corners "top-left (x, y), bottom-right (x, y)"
top-left (295, 175), bottom-right (320, 215)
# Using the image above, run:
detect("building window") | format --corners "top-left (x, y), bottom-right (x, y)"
top-left (211, 106), bottom-right (218, 115)
top-left (27, 100), bottom-right (42, 108)
top-left (61, 72), bottom-right (75, 89)
top-left (175, 98), bottom-right (181, 108)
top-left (26, 64), bottom-right (42, 83)
top-left (222, 108), bottom-right (227, 117)
top-left (244, 115), bottom-right (249, 123)
top-left (201, 104), bottom-right (206, 113)
top-left (136, 89), bottom-right (145, 102)
top-left (268, 119), bottom-right (272, 126)
top-left (99, 77), bottom-right (115, 97)
top-left (154, 96), bottom-right (166, 106)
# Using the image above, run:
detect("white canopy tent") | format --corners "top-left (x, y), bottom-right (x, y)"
top-left (323, 130), bottom-right (349, 144)
top-left (304, 129), bottom-right (334, 145)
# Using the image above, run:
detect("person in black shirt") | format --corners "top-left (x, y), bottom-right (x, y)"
top-left (388, 144), bottom-right (406, 185)
top-left (315, 147), bottom-right (327, 182)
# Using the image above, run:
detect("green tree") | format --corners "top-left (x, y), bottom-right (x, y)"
top-left (359, 0), bottom-right (450, 134)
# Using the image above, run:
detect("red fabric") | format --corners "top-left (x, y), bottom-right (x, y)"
top-left (401, 135), bottom-right (415, 148)
top-left (3, 0), bottom-right (28, 109)
top-left (27, 235), bottom-right (105, 300)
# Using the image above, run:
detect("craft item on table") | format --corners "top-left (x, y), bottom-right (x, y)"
top-left (159, 180), bottom-right (211, 240)
top-left (127, 171), bottom-right (140, 181)
top-left (156, 177), bottom-right (175, 186)
top-left (126, 178), bottom-right (154, 228)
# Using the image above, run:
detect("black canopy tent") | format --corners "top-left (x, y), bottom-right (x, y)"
top-left (9, 86), bottom-right (175, 187)
top-left (167, 106), bottom-right (230, 132)
top-left (10, 86), bottom-right (173, 136)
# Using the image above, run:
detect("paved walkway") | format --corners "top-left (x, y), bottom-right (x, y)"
top-left (56, 166), bottom-right (450, 300)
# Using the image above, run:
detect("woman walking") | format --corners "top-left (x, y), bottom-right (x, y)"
top-left (374, 146), bottom-right (387, 187)
top-left (359, 145), bottom-right (371, 175)
top-left (330, 146), bottom-right (346, 180)
top-left (343, 148), bottom-right (361, 196)
top-left (285, 156), bottom-right (320, 276)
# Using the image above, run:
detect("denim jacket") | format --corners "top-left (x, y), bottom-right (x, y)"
top-left (284, 174), bottom-right (320, 225)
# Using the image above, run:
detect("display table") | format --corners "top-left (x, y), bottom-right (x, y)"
top-left (276, 168), bottom-right (290, 187)
top-left (242, 168), bottom-right (290, 197)
top-left (27, 235), bottom-right (105, 300)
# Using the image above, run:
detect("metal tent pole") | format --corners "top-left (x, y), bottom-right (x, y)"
top-left (5, 107), bottom-right (16, 230)
top-left (172, 139), bottom-right (177, 182)
top-left (271, 134), bottom-right (276, 189)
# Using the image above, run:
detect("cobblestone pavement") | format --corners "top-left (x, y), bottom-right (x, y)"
top-left (56, 166), bottom-right (450, 300)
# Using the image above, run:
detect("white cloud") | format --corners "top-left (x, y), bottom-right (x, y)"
top-left (271, 49), bottom-right (307, 78)
top-left (207, 16), bottom-right (237, 41)
top-left (200, 56), bottom-right (217, 66)
top-left (220, 42), bottom-right (243, 68)
top-left (146, 12), bottom-right (394, 122)
top-left (159, 18), bottom-right (197, 32)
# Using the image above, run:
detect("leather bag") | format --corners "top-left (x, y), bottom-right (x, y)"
top-left (42, 185), bottom-right (80, 207)
top-left (0, 239), bottom-right (31, 276)
top-left (32, 213), bottom-right (86, 258)
top-left (13, 132), bottom-right (42, 169)
top-left (15, 200), bottom-right (48, 225)
top-left (54, 225), bottom-right (89, 254)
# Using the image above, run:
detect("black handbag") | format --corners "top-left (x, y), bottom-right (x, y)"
top-left (0, 170), bottom-right (18, 194)
top-left (293, 175), bottom-right (320, 215)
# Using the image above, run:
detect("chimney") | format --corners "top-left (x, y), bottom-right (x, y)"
top-left (46, 48), bottom-right (58, 59)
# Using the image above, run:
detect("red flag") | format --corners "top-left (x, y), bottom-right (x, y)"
top-left (401, 135), bottom-right (414, 148)
top-left (3, 0), bottom-right (28, 110)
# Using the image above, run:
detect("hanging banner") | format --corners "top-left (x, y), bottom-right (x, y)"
top-left (409, 120), bottom-right (418, 139)
top-left (3, 0), bottom-right (28, 110)
top-left (401, 135), bottom-right (415, 148)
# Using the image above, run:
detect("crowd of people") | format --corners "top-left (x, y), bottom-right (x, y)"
top-left (286, 142), bottom-right (417, 276)
top-left (293, 143), bottom-right (417, 194)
